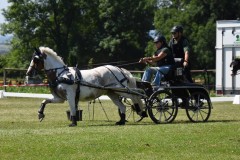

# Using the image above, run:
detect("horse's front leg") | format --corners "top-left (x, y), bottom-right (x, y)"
top-left (38, 97), bottom-right (64, 122)
top-left (66, 90), bottom-right (78, 127)
top-left (38, 100), bottom-right (48, 122)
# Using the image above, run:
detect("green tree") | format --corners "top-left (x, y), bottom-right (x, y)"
top-left (94, 0), bottom-right (155, 70)
top-left (1, 0), bottom-right (100, 67)
top-left (1, 0), bottom-right (155, 70)
top-left (152, 0), bottom-right (240, 69)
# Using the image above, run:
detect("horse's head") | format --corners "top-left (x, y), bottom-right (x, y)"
top-left (26, 47), bottom-right (45, 76)
top-left (230, 58), bottom-right (240, 76)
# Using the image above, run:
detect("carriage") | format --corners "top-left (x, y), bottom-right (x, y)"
top-left (26, 47), bottom-right (212, 126)
top-left (120, 58), bottom-right (212, 124)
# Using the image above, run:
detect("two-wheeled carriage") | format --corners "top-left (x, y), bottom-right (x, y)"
top-left (121, 59), bottom-right (212, 124)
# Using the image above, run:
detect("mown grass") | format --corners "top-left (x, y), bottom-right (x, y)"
top-left (0, 98), bottom-right (239, 160)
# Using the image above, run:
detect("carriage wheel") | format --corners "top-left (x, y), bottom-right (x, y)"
top-left (186, 92), bottom-right (211, 122)
top-left (118, 97), bottom-right (145, 122)
top-left (148, 90), bottom-right (178, 124)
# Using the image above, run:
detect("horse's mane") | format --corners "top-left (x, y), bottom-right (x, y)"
top-left (39, 47), bottom-right (65, 64)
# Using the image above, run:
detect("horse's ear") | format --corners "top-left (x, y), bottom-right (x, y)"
top-left (34, 47), bottom-right (41, 56)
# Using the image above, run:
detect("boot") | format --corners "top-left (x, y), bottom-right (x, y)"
top-left (141, 111), bottom-right (148, 118)
top-left (38, 103), bottom-right (46, 122)
top-left (134, 103), bottom-right (141, 113)
top-left (69, 116), bottom-right (77, 127)
top-left (38, 112), bottom-right (45, 122)
top-left (115, 113), bottom-right (126, 125)
top-left (38, 103), bottom-right (46, 114)
top-left (134, 104), bottom-right (148, 118)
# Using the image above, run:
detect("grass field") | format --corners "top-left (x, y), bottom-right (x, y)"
top-left (0, 98), bottom-right (239, 160)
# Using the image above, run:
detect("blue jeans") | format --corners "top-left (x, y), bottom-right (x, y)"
top-left (142, 65), bottom-right (171, 86)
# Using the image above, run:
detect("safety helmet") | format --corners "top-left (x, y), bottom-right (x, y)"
top-left (153, 35), bottom-right (166, 43)
top-left (171, 25), bottom-right (183, 33)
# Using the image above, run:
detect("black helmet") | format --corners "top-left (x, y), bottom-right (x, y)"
top-left (153, 35), bottom-right (166, 43)
top-left (171, 25), bottom-right (183, 33)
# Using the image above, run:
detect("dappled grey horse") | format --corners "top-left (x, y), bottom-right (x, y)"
top-left (26, 47), bottom-right (146, 127)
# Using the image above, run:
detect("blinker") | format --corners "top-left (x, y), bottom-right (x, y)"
top-left (33, 55), bottom-right (40, 63)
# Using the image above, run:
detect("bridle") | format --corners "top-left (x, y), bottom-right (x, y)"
top-left (44, 66), bottom-right (68, 78)
top-left (30, 48), bottom-right (68, 76)
top-left (26, 54), bottom-right (45, 76)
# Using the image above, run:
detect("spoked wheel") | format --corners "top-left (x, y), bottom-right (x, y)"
top-left (186, 92), bottom-right (211, 122)
top-left (148, 90), bottom-right (178, 124)
top-left (118, 97), bottom-right (145, 122)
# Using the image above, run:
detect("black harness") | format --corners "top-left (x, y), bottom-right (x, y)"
top-left (47, 65), bottom-right (129, 109)
top-left (45, 66), bottom-right (82, 110)
top-left (104, 66), bottom-right (129, 88)
top-left (74, 66), bottom-right (82, 110)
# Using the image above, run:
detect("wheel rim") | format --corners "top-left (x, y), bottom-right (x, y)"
top-left (186, 92), bottom-right (211, 122)
top-left (119, 97), bottom-right (144, 122)
top-left (148, 91), bottom-right (178, 124)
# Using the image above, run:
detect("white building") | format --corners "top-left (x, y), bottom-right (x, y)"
top-left (215, 20), bottom-right (240, 95)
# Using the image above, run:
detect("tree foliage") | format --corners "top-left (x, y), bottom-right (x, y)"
top-left (1, 0), bottom-right (155, 70)
top-left (1, 0), bottom-right (240, 70)
top-left (153, 0), bottom-right (240, 69)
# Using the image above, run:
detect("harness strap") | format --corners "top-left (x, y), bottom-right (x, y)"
top-left (74, 66), bottom-right (82, 110)
top-left (74, 67), bottom-right (82, 82)
top-left (45, 66), bottom-right (67, 73)
top-left (104, 66), bottom-right (129, 88)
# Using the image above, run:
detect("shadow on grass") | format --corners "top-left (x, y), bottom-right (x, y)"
top-left (206, 119), bottom-right (240, 123)
top-left (76, 118), bottom-right (240, 128)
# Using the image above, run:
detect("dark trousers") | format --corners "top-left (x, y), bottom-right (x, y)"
top-left (184, 66), bottom-right (193, 83)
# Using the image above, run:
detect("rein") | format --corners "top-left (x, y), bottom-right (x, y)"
top-left (44, 66), bottom-right (68, 77)
top-left (82, 59), bottom-right (140, 69)
top-left (44, 66), bottom-right (67, 73)
top-left (116, 61), bottom-right (139, 67)
top-left (79, 80), bottom-right (146, 97)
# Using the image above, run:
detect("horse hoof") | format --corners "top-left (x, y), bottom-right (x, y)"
top-left (115, 121), bottom-right (125, 125)
top-left (38, 113), bottom-right (45, 122)
top-left (69, 123), bottom-right (77, 127)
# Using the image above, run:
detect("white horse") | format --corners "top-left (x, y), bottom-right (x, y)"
top-left (26, 47), bottom-right (146, 127)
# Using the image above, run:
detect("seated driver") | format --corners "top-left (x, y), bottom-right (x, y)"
top-left (139, 34), bottom-right (175, 86)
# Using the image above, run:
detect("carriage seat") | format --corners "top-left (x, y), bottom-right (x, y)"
top-left (162, 58), bottom-right (184, 82)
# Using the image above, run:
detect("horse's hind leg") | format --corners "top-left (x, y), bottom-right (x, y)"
top-left (108, 94), bottom-right (126, 125)
top-left (129, 95), bottom-right (148, 118)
